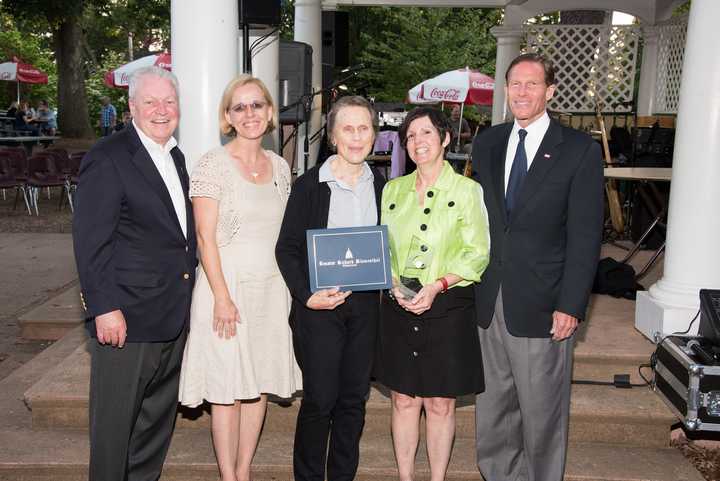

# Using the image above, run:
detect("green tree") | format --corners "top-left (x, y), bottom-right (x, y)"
top-left (349, 7), bottom-right (502, 103)
top-left (2, 0), bottom-right (95, 137)
top-left (2, 0), bottom-right (172, 138)
top-left (0, 12), bottom-right (57, 109)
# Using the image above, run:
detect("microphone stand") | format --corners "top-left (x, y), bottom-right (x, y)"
top-left (278, 70), bottom-right (363, 173)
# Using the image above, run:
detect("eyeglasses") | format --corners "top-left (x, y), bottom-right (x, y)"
top-left (229, 101), bottom-right (267, 114)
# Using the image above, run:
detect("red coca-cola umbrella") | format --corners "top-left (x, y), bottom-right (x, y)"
top-left (104, 53), bottom-right (172, 88)
top-left (0, 57), bottom-right (49, 102)
top-left (408, 68), bottom-right (494, 150)
top-left (408, 68), bottom-right (494, 106)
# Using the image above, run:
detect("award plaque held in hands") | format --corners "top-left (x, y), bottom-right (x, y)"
top-left (306, 225), bottom-right (392, 292)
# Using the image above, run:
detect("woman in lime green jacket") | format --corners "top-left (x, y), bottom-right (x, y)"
top-left (374, 107), bottom-right (490, 481)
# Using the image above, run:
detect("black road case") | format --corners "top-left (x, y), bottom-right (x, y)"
top-left (654, 335), bottom-right (720, 431)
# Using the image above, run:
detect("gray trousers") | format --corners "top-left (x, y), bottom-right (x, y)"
top-left (89, 328), bottom-right (187, 481)
top-left (475, 291), bottom-right (573, 481)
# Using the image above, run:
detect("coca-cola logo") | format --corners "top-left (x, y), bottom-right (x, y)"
top-left (471, 81), bottom-right (493, 89)
top-left (429, 87), bottom-right (461, 101)
top-left (18, 67), bottom-right (40, 76)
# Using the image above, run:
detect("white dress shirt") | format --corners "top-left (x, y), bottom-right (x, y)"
top-left (504, 111), bottom-right (551, 194)
top-left (134, 120), bottom-right (187, 237)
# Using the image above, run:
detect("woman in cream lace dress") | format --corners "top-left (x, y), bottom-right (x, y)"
top-left (179, 75), bottom-right (301, 481)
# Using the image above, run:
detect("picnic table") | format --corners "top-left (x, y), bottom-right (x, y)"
top-left (0, 135), bottom-right (59, 154)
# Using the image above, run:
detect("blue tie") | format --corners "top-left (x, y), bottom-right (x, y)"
top-left (505, 128), bottom-right (528, 216)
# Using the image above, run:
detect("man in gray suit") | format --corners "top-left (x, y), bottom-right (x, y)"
top-left (471, 53), bottom-right (603, 481)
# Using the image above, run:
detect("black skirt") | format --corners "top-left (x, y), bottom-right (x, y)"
top-left (373, 285), bottom-right (484, 398)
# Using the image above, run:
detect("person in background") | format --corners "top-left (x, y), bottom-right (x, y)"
top-left (35, 100), bottom-right (57, 135)
top-left (375, 106), bottom-right (490, 481)
top-left (6, 101), bottom-right (18, 119)
top-left (449, 104), bottom-right (471, 152)
top-left (115, 111), bottom-right (132, 132)
top-left (13, 101), bottom-right (39, 135)
top-left (99, 96), bottom-right (117, 136)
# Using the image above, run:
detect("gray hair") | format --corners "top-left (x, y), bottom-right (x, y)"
top-left (128, 66), bottom-right (179, 100)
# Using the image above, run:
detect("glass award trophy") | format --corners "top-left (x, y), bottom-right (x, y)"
top-left (393, 235), bottom-right (433, 299)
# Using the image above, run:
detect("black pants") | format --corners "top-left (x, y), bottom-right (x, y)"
top-left (291, 293), bottom-right (379, 481)
top-left (88, 328), bottom-right (187, 481)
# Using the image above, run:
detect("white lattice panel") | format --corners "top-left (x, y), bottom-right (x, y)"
top-left (654, 15), bottom-right (688, 114)
top-left (523, 25), bottom-right (640, 113)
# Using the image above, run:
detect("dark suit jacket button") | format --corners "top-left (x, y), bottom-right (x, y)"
top-left (427, 191), bottom-right (434, 198)
top-left (420, 224), bottom-right (427, 231)
top-left (448, 201), bottom-right (455, 207)
top-left (389, 203), bottom-right (395, 210)
top-left (424, 208), bottom-right (430, 214)
top-left (421, 245), bottom-right (428, 252)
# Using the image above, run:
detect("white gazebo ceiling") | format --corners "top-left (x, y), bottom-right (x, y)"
top-left (323, 0), bottom-right (688, 25)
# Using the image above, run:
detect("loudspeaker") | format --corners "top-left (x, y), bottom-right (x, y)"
top-left (322, 11), bottom-right (349, 68)
top-left (239, 0), bottom-right (281, 27)
top-left (279, 40), bottom-right (313, 125)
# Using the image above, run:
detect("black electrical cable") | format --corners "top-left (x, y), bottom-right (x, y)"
top-left (644, 307), bottom-right (702, 387)
top-left (571, 309), bottom-right (702, 389)
top-left (250, 28), bottom-right (279, 54)
top-left (638, 363), bottom-right (653, 386)
top-left (283, 127), bottom-right (298, 150)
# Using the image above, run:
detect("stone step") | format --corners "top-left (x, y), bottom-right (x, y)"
top-left (572, 359), bottom-right (651, 386)
top-left (18, 287), bottom-right (657, 383)
top-left (18, 286), bottom-right (84, 341)
top-left (573, 294), bottom-right (657, 385)
top-left (25, 341), bottom-right (675, 448)
top-left (0, 427), bottom-right (703, 481)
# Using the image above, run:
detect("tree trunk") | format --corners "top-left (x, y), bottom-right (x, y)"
top-left (55, 17), bottom-right (94, 138)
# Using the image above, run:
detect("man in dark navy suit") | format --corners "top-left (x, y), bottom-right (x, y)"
top-left (73, 66), bottom-right (197, 481)
top-left (472, 53), bottom-right (604, 481)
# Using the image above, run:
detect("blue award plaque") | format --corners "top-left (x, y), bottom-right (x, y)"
top-left (306, 225), bottom-right (392, 292)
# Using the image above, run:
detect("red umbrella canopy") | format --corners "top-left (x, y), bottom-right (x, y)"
top-left (104, 53), bottom-right (172, 88)
top-left (416, 68), bottom-right (494, 106)
top-left (0, 57), bottom-right (49, 84)
top-left (465, 71), bottom-right (494, 106)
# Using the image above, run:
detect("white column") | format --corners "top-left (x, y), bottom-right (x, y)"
top-left (490, 26), bottom-right (523, 125)
top-left (294, 0), bottom-right (322, 174)
top-left (239, 28), bottom-right (281, 152)
top-left (172, 0), bottom-right (238, 170)
top-left (636, 27), bottom-right (659, 116)
top-left (635, 0), bottom-right (720, 339)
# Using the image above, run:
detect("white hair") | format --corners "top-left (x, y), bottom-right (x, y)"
top-left (128, 66), bottom-right (179, 100)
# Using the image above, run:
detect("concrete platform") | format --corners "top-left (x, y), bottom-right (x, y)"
top-left (0, 428), bottom-right (705, 481)
top-left (18, 286), bottom-right (83, 340)
top-left (24, 339), bottom-right (675, 447)
top-left (2, 242), bottom-right (704, 481)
